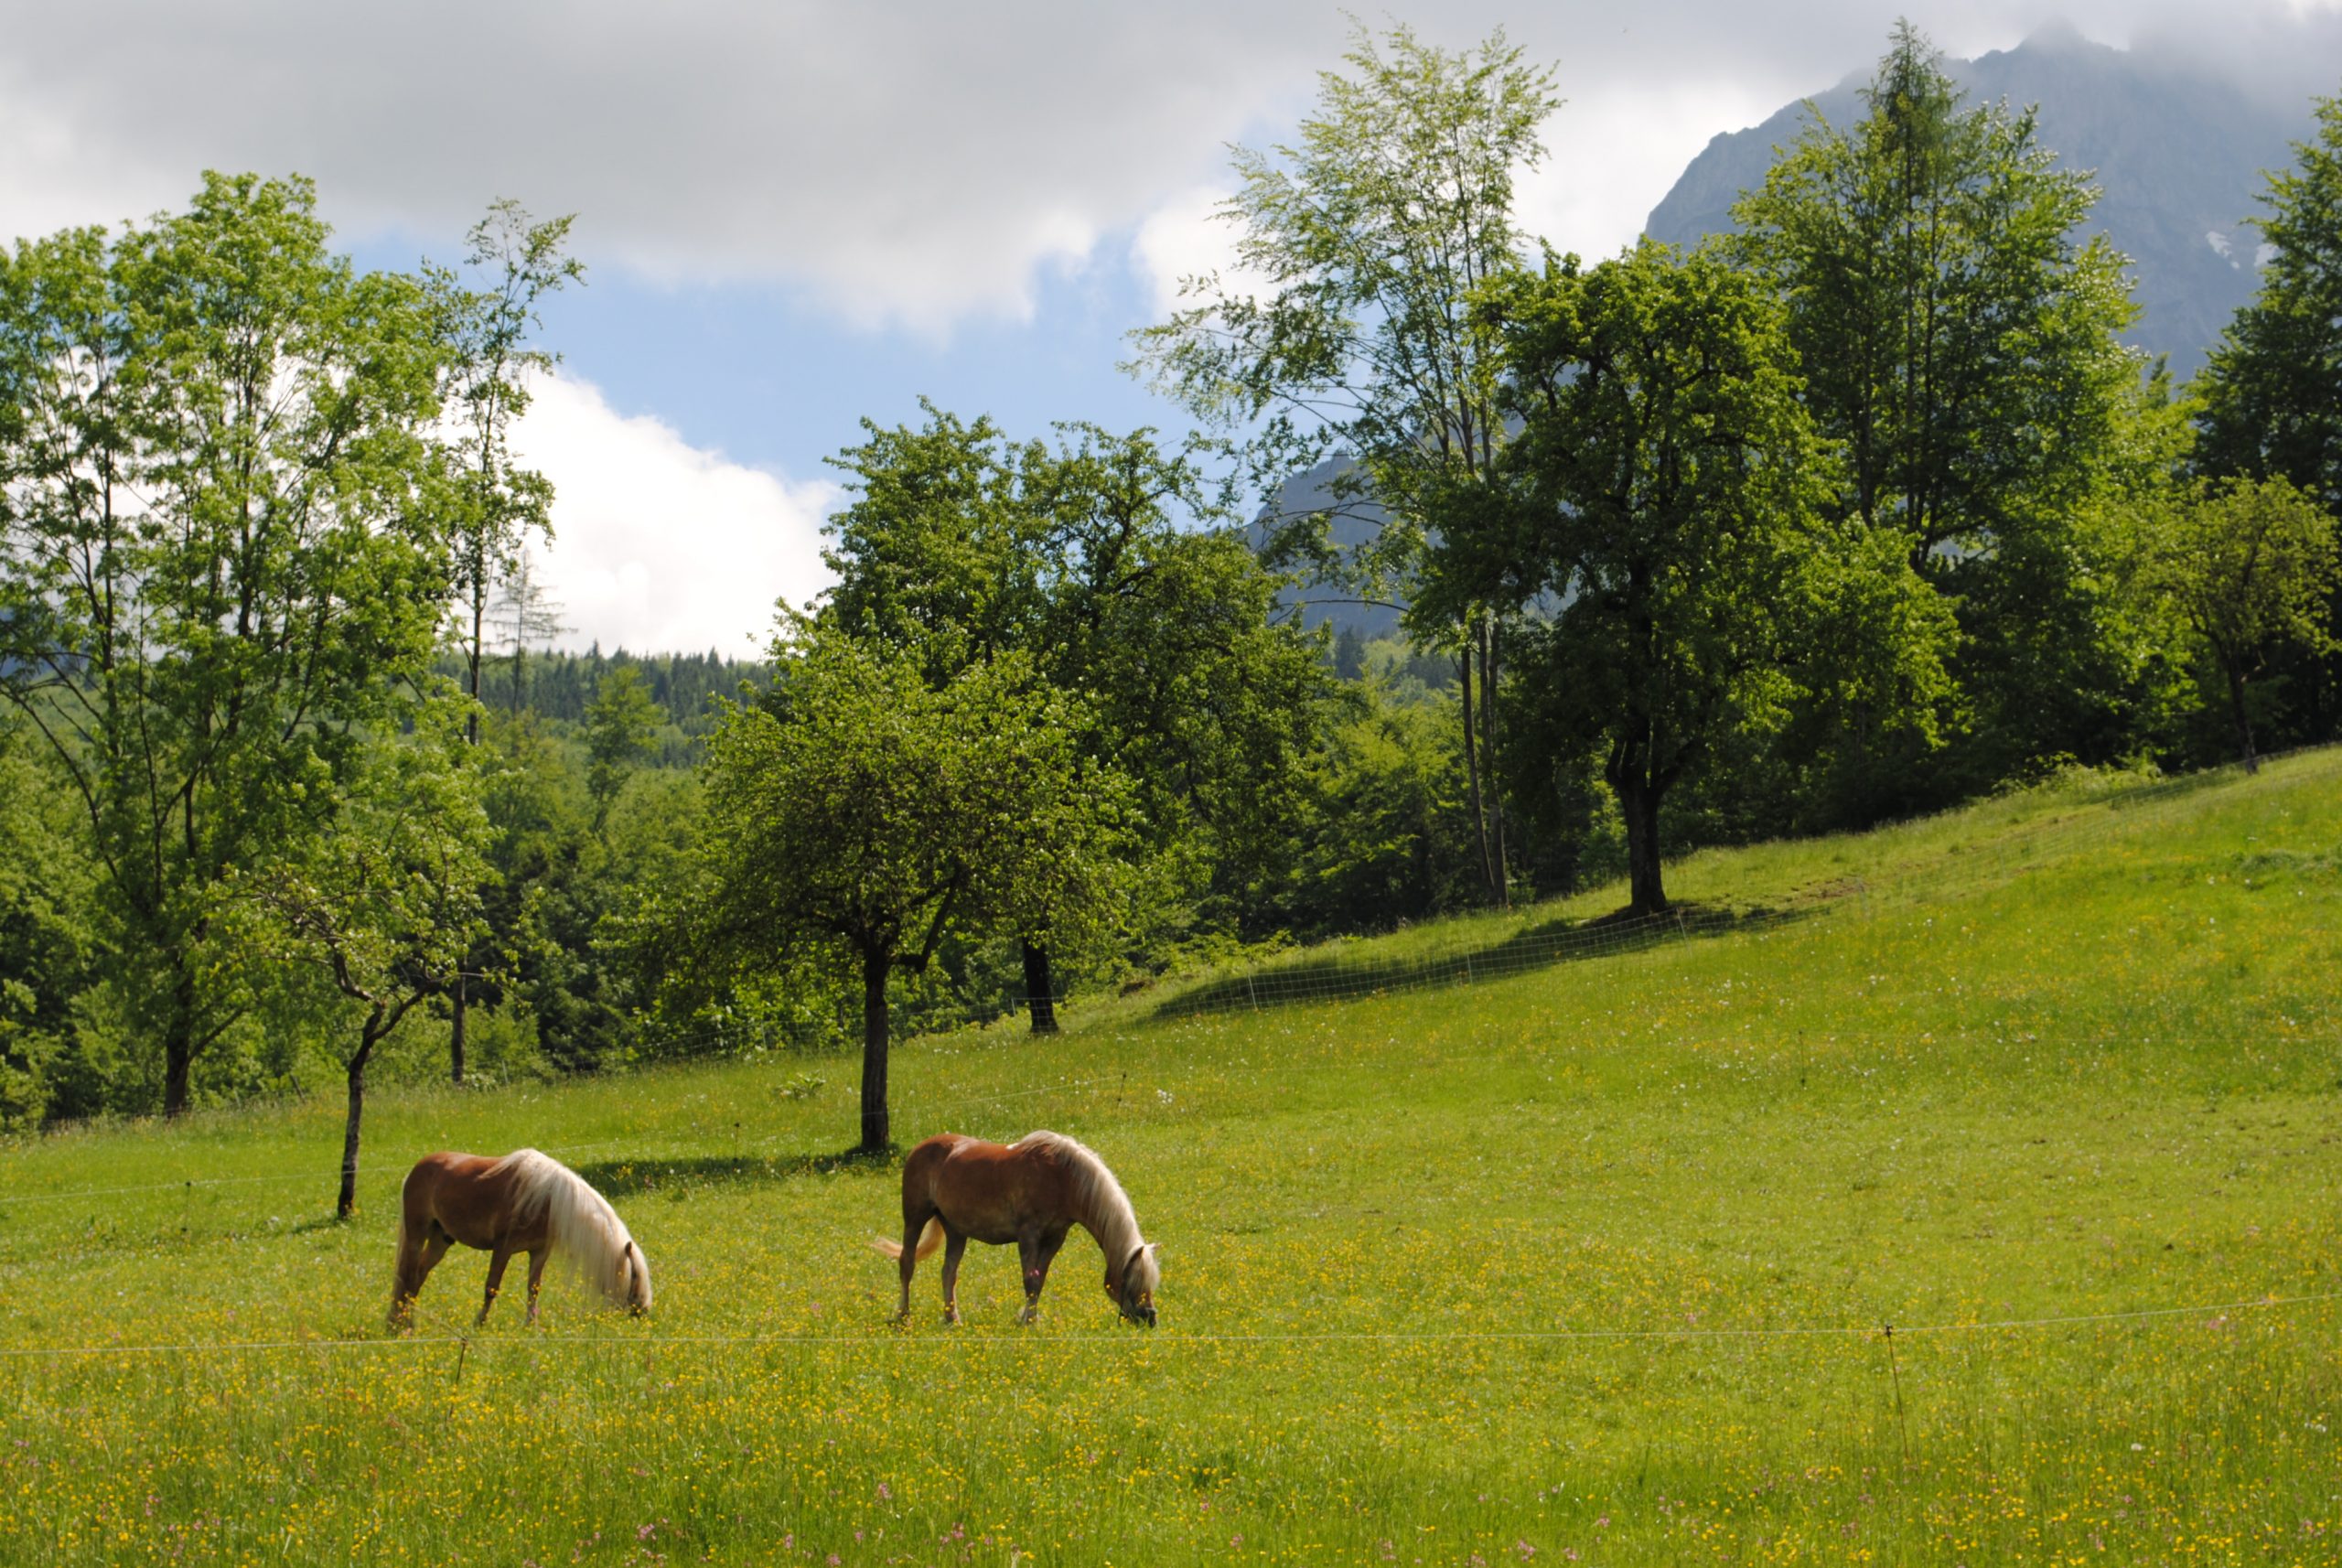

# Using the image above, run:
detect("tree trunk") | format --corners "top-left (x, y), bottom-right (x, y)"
top-left (466, 585), bottom-right (486, 746)
top-left (163, 963), bottom-right (196, 1117)
top-left (858, 946), bottom-right (891, 1155)
top-left (2224, 659), bottom-right (2260, 775)
top-left (1481, 617), bottom-right (1510, 909)
top-left (1022, 940), bottom-right (1060, 1036)
top-left (449, 972), bottom-right (467, 1084)
top-left (338, 1047), bottom-right (371, 1219)
top-left (1618, 778), bottom-right (1669, 916)
top-left (1457, 619), bottom-right (1497, 902)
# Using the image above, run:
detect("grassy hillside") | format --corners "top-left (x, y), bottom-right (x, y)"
top-left (3, 751), bottom-right (2338, 1565)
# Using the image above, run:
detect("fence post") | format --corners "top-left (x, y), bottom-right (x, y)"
top-left (1883, 1323), bottom-right (1908, 1468)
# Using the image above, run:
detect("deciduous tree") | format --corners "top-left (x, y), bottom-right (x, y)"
top-left (1131, 22), bottom-right (1559, 905)
top-left (1731, 23), bottom-right (2139, 788)
top-left (0, 173), bottom-right (460, 1114)
top-left (1477, 245), bottom-right (1950, 913)
top-left (244, 718), bottom-right (492, 1217)
top-left (2142, 478), bottom-right (2339, 771)
top-left (822, 409), bottom-right (1327, 1033)
top-left (693, 628), bottom-right (1125, 1152)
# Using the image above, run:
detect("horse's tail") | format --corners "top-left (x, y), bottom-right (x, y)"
top-left (869, 1218), bottom-right (944, 1262)
top-left (499, 1149), bottom-right (651, 1310)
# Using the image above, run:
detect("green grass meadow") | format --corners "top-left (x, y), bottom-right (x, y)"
top-left (4, 752), bottom-right (2339, 1565)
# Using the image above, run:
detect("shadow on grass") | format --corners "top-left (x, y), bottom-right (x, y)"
top-left (576, 1145), bottom-right (896, 1200)
top-left (1155, 898), bottom-right (1825, 1022)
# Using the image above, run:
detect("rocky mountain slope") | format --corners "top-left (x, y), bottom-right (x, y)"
top-left (1645, 24), bottom-right (2314, 380)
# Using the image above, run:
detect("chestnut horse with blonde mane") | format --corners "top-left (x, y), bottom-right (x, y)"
top-left (389, 1149), bottom-right (652, 1329)
top-left (873, 1131), bottom-right (1159, 1326)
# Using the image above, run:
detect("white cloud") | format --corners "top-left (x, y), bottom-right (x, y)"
top-left (1520, 80), bottom-right (1789, 260)
top-left (5, 2), bottom-right (2337, 333)
top-left (1133, 187), bottom-right (1250, 317)
top-left (508, 376), bottom-right (837, 655)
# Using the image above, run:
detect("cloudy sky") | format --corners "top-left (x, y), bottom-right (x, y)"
top-left (5, 0), bottom-right (2339, 652)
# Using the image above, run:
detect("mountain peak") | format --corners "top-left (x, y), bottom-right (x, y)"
top-left (2012, 18), bottom-right (2100, 57)
top-left (1642, 34), bottom-right (2310, 380)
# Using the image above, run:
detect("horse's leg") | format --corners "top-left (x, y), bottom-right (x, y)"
top-left (392, 1227), bottom-right (454, 1330)
top-left (1036, 1226), bottom-right (1069, 1295)
top-left (896, 1209), bottom-right (930, 1323)
top-left (939, 1229), bottom-right (969, 1326)
top-left (1015, 1230), bottom-right (1045, 1326)
top-left (478, 1243), bottom-right (515, 1326)
top-left (525, 1250), bottom-right (550, 1326)
top-left (389, 1217), bottom-right (426, 1330)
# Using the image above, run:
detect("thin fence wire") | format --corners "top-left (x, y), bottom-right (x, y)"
top-left (2, 1290), bottom-right (2329, 1362)
top-left (0, 1069), bottom-right (1141, 1209)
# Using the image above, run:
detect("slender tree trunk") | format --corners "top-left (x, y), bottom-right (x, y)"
top-left (338, 1043), bottom-right (372, 1219)
top-left (1481, 617), bottom-right (1510, 909)
top-left (449, 973), bottom-right (467, 1084)
top-left (1022, 940), bottom-right (1060, 1036)
top-left (164, 962), bottom-right (196, 1118)
top-left (466, 588), bottom-right (486, 746)
top-left (859, 946), bottom-right (891, 1154)
top-left (2224, 659), bottom-right (2261, 775)
top-left (1620, 779), bottom-right (1668, 916)
top-left (1457, 617), bottom-right (1497, 902)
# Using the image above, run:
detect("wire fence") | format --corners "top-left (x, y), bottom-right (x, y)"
top-left (2, 1290), bottom-right (2330, 1362)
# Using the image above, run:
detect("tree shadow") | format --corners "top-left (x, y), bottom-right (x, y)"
top-left (1154, 897), bottom-right (1828, 1022)
top-left (575, 1145), bottom-right (895, 1199)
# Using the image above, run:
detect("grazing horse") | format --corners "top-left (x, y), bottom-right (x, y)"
top-left (389, 1149), bottom-right (652, 1330)
top-left (873, 1131), bottom-right (1159, 1327)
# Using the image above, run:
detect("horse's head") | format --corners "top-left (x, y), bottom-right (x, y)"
top-left (1107, 1240), bottom-right (1159, 1327)
top-left (621, 1239), bottom-right (654, 1315)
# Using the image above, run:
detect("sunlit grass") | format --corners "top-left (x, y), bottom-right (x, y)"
top-left (3, 751), bottom-right (2338, 1563)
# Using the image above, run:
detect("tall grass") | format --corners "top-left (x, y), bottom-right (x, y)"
top-left (2, 751), bottom-right (2337, 1563)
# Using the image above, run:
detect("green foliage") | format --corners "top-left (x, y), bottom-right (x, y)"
top-left (585, 664), bottom-right (661, 832)
top-left (1479, 243), bottom-right (1952, 912)
top-left (1132, 22), bottom-right (1555, 580)
top-left (819, 405), bottom-right (1333, 997)
top-left (688, 626), bottom-right (1130, 1146)
top-left (1132, 23), bottom-right (1561, 909)
top-left (434, 645), bottom-right (768, 758)
top-left (2141, 476), bottom-right (2341, 768)
top-left (0, 172), bottom-right (462, 1114)
top-left (2197, 94), bottom-right (2342, 510)
top-left (1732, 23), bottom-right (2145, 793)
top-left (237, 707), bottom-right (495, 1213)
top-left (2194, 92), bottom-right (2342, 747)
top-left (0, 716), bottom-right (95, 1129)
top-left (1278, 682), bottom-right (1482, 932)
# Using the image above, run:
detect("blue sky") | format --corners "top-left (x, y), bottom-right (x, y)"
top-left (9, 0), bottom-right (2340, 652)
top-left (515, 247), bottom-right (1186, 481)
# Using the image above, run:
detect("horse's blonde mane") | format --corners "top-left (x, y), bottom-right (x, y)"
top-left (492, 1148), bottom-right (650, 1308)
top-left (1014, 1130), bottom-right (1151, 1286)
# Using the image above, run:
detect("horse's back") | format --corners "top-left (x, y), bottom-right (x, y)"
top-left (908, 1132), bottom-right (1071, 1240)
top-left (403, 1151), bottom-right (532, 1247)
